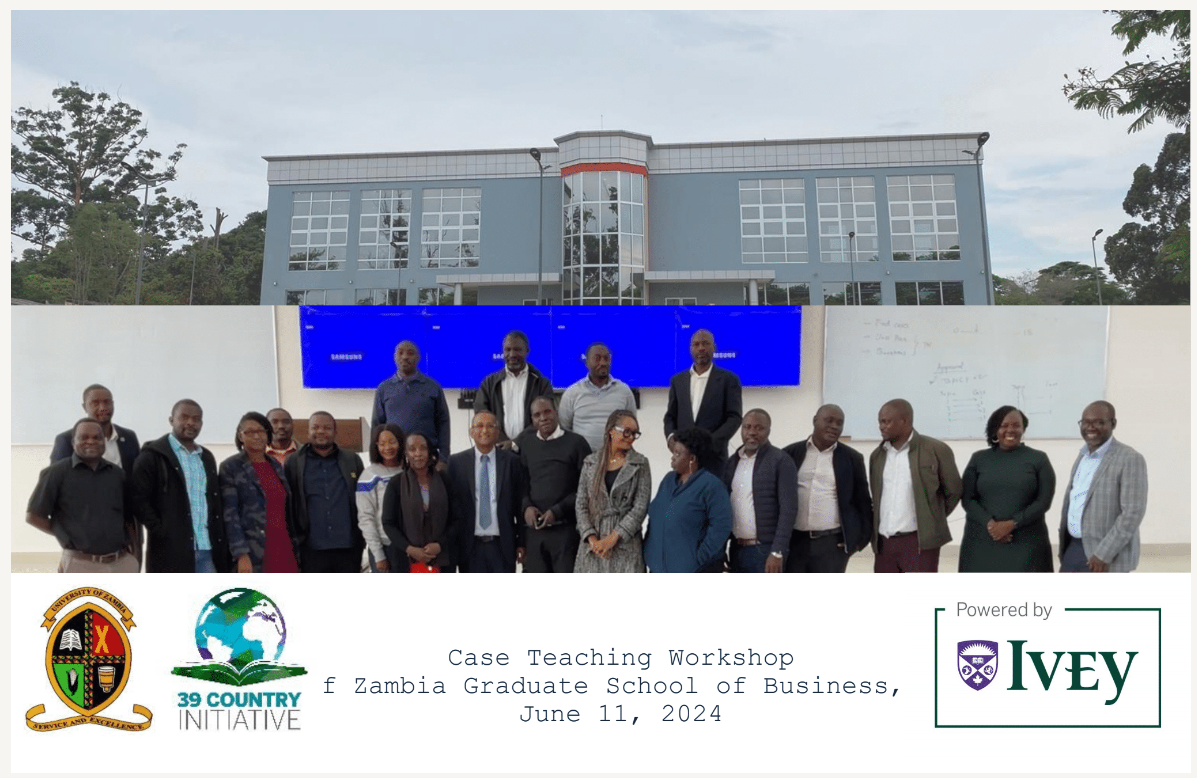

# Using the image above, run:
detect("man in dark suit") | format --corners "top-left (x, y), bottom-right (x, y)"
top-left (448, 411), bottom-right (525, 573)
top-left (284, 412), bottom-right (365, 573)
top-left (723, 409), bottom-right (797, 573)
top-left (50, 384), bottom-right (140, 475)
top-left (782, 404), bottom-right (873, 573)
top-left (129, 399), bottom-right (230, 573)
top-left (473, 330), bottom-right (553, 449)
top-left (664, 329), bottom-right (743, 467)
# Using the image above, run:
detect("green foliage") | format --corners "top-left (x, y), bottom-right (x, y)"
top-left (1103, 131), bottom-right (1190, 303)
top-left (44, 203), bottom-right (142, 303)
top-left (1063, 11), bottom-right (1190, 132)
top-left (10, 82), bottom-right (199, 252)
top-left (994, 264), bottom-right (1131, 305)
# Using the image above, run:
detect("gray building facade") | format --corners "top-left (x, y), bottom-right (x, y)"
top-left (261, 129), bottom-right (993, 306)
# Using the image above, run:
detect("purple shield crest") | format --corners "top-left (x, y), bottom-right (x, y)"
top-left (957, 641), bottom-right (999, 690)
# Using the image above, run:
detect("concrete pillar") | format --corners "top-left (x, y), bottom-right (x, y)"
top-left (454, 283), bottom-right (463, 305)
top-left (748, 279), bottom-right (759, 305)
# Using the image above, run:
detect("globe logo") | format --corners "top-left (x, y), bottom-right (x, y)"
top-left (195, 589), bottom-right (287, 670)
top-left (172, 589), bottom-right (306, 687)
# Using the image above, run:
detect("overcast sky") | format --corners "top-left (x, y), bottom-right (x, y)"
top-left (10, 10), bottom-right (1179, 277)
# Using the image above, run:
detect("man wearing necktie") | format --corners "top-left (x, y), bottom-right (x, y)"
top-left (448, 411), bottom-right (526, 573)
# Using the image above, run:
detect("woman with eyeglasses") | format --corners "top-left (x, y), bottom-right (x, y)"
top-left (958, 405), bottom-right (1056, 573)
top-left (574, 410), bottom-right (651, 573)
top-left (219, 411), bottom-right (301, 573)
top-left (644, 427), bottom-right (733, 573)
top-left (356, 423), bottom-right (405, 572)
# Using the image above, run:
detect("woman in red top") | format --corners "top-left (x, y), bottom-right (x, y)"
top-left (219, 412), bottom-right (301, 573)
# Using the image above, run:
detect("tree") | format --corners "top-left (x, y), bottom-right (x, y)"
top-left (1063, 11), bottom-right (1190, 133)
top-left (1103, 131), bottom-right (1190, 303)
top-left (11, 81), bottom-right (201, 256)
top-left (1034, 261), bottom-right (1130, 305)
top-left (44, 203), bottom-right (142, 303)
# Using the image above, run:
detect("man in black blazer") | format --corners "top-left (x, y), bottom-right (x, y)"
top-left (448, 411), bottom-right (526, 573)
top-left (782, 404), bottom-right (873, 573)
top-left (284, 412), bottom-right (366, 573)
top-left (664, 329), bottom-right (743, 467)
top-left (128, 399), bottom-right (230, 573)
top-left (723, 410), bottom-right (798, 573)
top-left (50, 384), bottom-right (140, 475)
top-left (473, 330), bottom-right (553, 449)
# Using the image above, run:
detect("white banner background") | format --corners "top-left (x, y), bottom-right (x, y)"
top-left (7, 573), bottom-right (1191, 774)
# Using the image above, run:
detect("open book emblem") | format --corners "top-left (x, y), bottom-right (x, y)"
top-left (171, 588), bottom-right (307, 687)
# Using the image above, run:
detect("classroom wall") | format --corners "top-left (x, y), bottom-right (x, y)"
top-left (10, 306), bottom-right (1189, 553)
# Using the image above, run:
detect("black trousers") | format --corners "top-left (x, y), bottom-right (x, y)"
top-left (465, 537), bottom-right (511, 573)
top-left (523, 525), bottom-right (579, 573)
top-left (786, 531), bottom-right (850, 573)
top-left (302, 546), bottom-right (360, 573)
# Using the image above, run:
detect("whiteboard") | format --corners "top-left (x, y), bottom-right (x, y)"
top-left (11, 307), bottom-right (279, 445)
top-left (824, 307), bottom-right (1108, 440)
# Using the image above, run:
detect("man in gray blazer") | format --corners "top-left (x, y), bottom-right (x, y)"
top-left (1058, 401), bottom-right (1148, 573)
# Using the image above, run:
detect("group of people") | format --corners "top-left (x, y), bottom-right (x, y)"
top-left (27, 330), bottom-right (1149, 574)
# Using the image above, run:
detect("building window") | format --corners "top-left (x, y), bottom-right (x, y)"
top-left (420, 188), bottom-right (480, 268)
top-left (285, 289), bottom-right (328, 305)
top-left (739, 179), bottom-right (808, 263)
top-left (523, 298), bottom-right (552, 305)
top-left (358, 189), bottom-right (411, 269)
top-left (664, 297), bottom-right (698, 305)
top-left (289, 191), bottom-right (350, 271)
top-left (355, 288), bottom-right (406, 305)
top-left (816, 177), bottom-right (877, 262)
top-left (417, 285), bottom-right (478, 306)
top-left (896, 281), bottom-right (965, 305)
top-left (562, 169), bottom-right (645, 305)
top-left (822, 282), bottom-right (882, 305)
top-left (761, 282), bottom-right (811, 305)
top-left (888, 175), bottom-right (959, 261)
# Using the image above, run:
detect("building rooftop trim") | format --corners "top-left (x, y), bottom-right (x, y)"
top-left (264, 131), bottom-right (987, 163)
top-left (263, 147), bottom-right (558, 163)
top-left (650, 131), bottom-right (987, 151)
top-left (553, 129), bottom-right (655, 145)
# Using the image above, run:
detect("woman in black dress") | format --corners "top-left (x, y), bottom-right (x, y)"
top-left (959, 406), bottom-right (1056, 572)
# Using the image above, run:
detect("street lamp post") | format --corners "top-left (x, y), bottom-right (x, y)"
top-left (1090, 228), bottom-right (1104, 305)
top-left (847, 231), bottom-right (857, 304)
top-left (120, 161), bottom-right (173, 305)
top-left (962, 132), bottom-right (993, 305)
top-left (529, 148), bottom-right (551, 305)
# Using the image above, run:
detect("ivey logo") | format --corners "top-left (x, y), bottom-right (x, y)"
top-left (935, 607), bottom-right (1159, 729)
top-left (26, 587), bottom-right (153, 732)
top-left (955, 639), bottom-right (1136, 705)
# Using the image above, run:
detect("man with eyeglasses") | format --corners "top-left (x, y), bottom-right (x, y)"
top-left (449, 411), bottom-right (526, 573)
top-left (1058, 401), bottom-right (1148, 573)
top-left (558, 342), bottom-right (637, 452)
top-left (371, 340), bottom-right (451, 462)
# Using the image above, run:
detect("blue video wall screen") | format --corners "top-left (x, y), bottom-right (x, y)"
top-left (299, 306), bottom-right (802, 389)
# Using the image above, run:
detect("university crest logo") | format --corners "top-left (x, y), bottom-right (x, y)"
top-left (26, 587), bottom-right (152, 732)
top-left (958, 640), bottom-right (999, 691)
